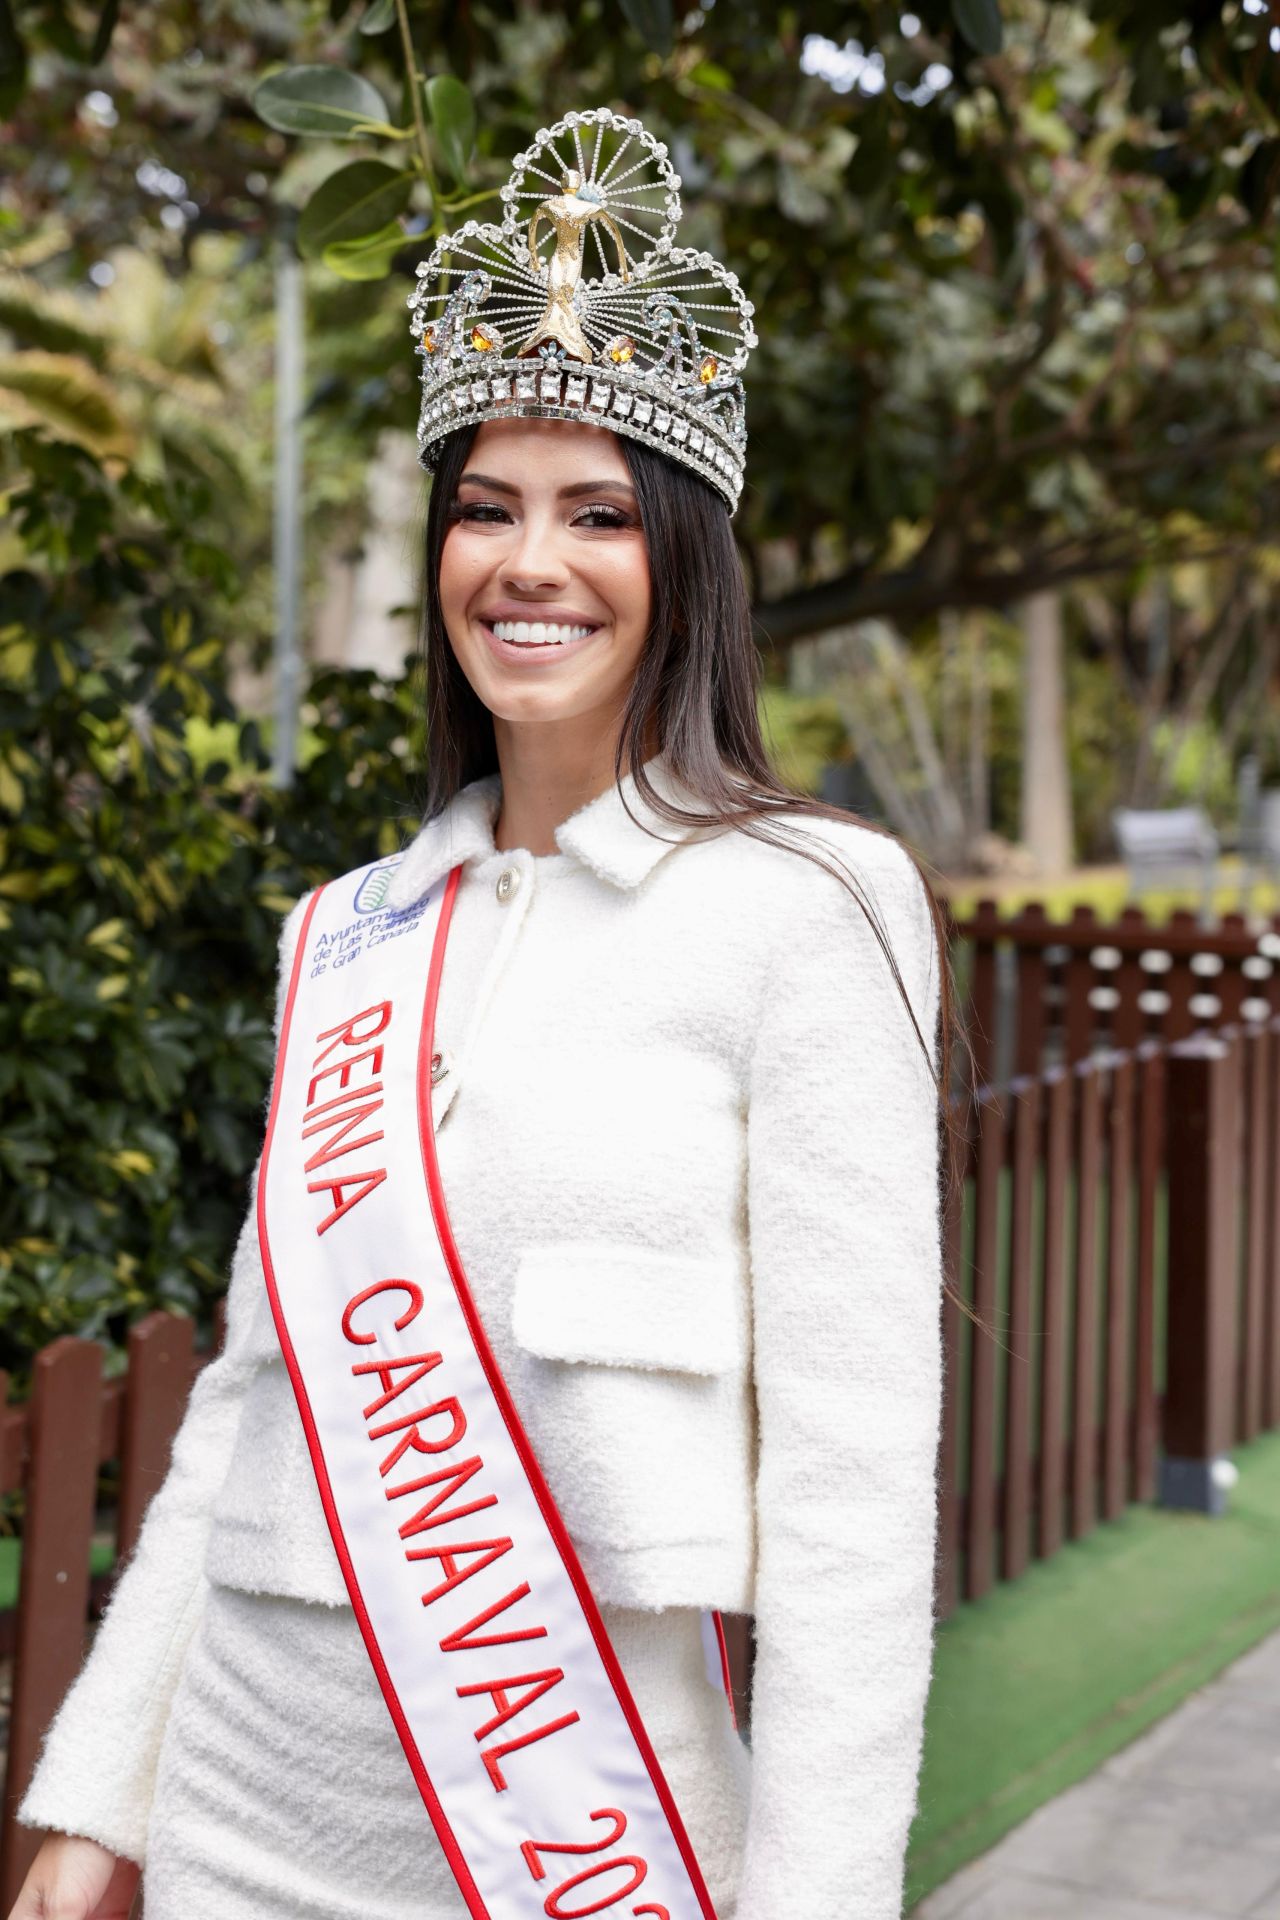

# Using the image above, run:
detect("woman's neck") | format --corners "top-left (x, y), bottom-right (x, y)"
top-left (491, 721), bottom-right (659, 856)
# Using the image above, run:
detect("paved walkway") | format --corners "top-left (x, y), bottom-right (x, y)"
top-left (915, 1630), bottom-right (1280, 1919)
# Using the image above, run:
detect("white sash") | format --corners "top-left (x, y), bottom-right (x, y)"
top-left (257, 853), bottom-right (724, 1920)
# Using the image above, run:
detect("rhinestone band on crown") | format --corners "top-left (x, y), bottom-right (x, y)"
top-left (408, 107), bottom-right (755, 513)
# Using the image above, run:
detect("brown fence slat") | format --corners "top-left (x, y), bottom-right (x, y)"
top-left (1217, 915), bottom-right (1249, 1027)
top-left (118, 1312), bottom-right (197, 1563)
top-left (934, 1106), bottom-right (972, 1621)
top-left (1267, 1020), bottom-right (1280, 1431)
top-left (1038, 1067), bottom-right (1071, 1557)
top-left (1102, 1058), bottom-right (1134, 1520)
top-left (1133, 1045), bottom-right (1165, 1502)
top-left (1002, 1078), bottom-right (1040, 1581)
top-left (1070, 1062), bottom-right (1104, 1539)
top-left (1063, 905), bottom-right (1099, 1065)
top-left (95, 1377), bottom-right (124, 1469)
top-left (1163, 1036), bottom-right (1238, 1494)
top-left (965, 1087), bottom-right (1004, 1602)
top-left (1013, 904), bottom-right (1049, 1076)
top-left (1239, 1027), bottom-right (1269, 1444)
top-left (1, 1338), bottom-right (104, 1911)
top-left (1164, 911), bottom-right (1201, 1041)
top-left (1111, 907), bottom-right (1150, 1052)
top-left (1220, 1035), bottom-right (1245, 1447)
top-left (935, 1283), bottom-right (963, 1622)
top-left (965, 899), bottom-right (1002, 1087)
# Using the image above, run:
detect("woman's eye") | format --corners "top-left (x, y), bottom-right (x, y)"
top-left (573, 505), bottom-right (630, 528)
top-left (453, 501), bottom-right (509, 523)
top-left (452, 500), bottom-right (632, 529)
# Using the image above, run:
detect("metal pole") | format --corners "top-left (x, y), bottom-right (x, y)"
top-left (272, 214), bottom-right (304, 789)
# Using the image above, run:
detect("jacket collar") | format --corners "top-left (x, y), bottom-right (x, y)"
top-left (383, 750), bottom-right (708, 910)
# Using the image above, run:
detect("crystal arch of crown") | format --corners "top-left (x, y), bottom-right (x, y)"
top-left (407, 107), bottom-right (755, 511)
top-left (410, 228), bottom-right (756, 382)
top-left (409, 111), bottom-right (757, 378)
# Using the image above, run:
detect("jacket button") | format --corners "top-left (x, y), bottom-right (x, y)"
top-left (429, 1050), bottom-right (449, 1086)
top-left (496, 866), bottom-right (521, 903)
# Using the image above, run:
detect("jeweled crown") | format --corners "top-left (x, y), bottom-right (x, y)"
top-left (408, 107), bottom-right (756, 514)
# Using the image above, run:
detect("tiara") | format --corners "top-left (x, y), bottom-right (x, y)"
top-left (407, 107), bottom-right (756, 514)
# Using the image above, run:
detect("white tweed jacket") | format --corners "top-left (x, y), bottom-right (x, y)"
top-left (20, 751), bottom-right (944, 1920)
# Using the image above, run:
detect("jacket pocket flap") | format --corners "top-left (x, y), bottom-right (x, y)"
top-left (511, 1241), bottom-right (746, 1376)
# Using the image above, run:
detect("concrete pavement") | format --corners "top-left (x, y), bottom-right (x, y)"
top-left (914, 1629), bottom-right (1280, 1919)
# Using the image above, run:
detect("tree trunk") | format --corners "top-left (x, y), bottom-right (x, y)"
top-left (968, 615), bottom-right (990, 842)
top-left (1019, 591), bottom-right (1073, 874)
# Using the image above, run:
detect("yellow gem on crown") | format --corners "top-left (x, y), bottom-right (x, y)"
top-left (421, 324), bottom-right (439, 353)
top-left (606, 334), bottom-right (636, 365)
top-left (699, 354), bottom-right (718, 384)
top-left (471, 323), bottom-right (500, 351)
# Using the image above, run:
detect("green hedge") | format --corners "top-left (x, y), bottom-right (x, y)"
top-left (0, 432), bottom-right (425, 1382)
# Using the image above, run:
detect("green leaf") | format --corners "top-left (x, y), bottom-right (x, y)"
top-left (617, 0), bottom-right (673, 55)
top-left (298, 160), bottom-right (415, 259)
top-left (321, 221), bottom-right (409, 280)
top-left (360, 0), bottom-right (397, 31)
top-left (425, 74), bottom-right (476, 182)
top-left (0, 289), bottom-right (104, 361)
top-left (952, 0), bottom-right (1002, 55)
top-left (0, 351), bottom-right (131, 456)
top-left (253, 65), bottom-right (392, 140)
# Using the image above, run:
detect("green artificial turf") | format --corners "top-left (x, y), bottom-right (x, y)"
top-left (906, 1427), bottom-right (1280, 1905)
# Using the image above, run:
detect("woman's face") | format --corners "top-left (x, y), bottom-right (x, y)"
top-left (437, 415), bottom-right (653, 745)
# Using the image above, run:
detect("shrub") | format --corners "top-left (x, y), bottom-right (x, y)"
top-left (0, 431), bottom-right (424, 1382)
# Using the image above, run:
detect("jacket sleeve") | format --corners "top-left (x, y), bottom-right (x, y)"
top-left (16, 895), bottom-right (313, 1865)
top-left (736, 835), bottom-right (944, 1920)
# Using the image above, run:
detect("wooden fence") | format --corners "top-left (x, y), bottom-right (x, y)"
top-left (0, 1314), bottom-right (217, 1910)
top-left (3, 977), bottom-right (1280, 1894)
top-left (935, 1016), bottom-right (1280, 1616)
top-left (948, 898), bottom-right (1280, 1085)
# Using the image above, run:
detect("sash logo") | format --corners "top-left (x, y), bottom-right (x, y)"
top-left (353, 859), bottom-right (402, 915)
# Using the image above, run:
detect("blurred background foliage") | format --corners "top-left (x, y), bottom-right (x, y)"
top-left (3, 0), bottom-right (1280, 1367)
top-left (0, 423), bottom-right (425, 1374)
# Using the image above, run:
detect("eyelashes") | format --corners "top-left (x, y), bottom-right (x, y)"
top-left (450, 501), bottom-right (633, 530)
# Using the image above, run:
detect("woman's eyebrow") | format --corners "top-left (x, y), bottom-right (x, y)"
top-left (458, 471), bottom-right (637, 501)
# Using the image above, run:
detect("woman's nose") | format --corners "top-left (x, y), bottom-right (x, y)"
top-left (501, 561), bottom-right (571, 593)
top-left (500, 516), bottom-right (571, 590)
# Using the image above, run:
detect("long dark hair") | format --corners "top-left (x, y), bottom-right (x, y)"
top-left (417, 421), bottom-right (970, 1290)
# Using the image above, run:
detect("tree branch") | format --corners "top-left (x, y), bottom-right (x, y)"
top-left (750, 536), bottom-right (1251, 650)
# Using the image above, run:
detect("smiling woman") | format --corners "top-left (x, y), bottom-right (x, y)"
top-left (13, 105), bottom-right (959, 1920)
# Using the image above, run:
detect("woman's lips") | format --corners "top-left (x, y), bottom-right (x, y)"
top-left (478, 619), bottom-right (605, 666)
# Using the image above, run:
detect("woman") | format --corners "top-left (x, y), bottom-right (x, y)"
top-left (13, 106), bottom-right (954, 1920)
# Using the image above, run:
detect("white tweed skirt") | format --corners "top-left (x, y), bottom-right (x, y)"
top-left (143, 1579), bottom-right (750, 1920)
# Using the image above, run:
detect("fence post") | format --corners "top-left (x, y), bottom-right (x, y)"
top-left (1159, 1034), bottom-right (1239, 1514)
top-left (118, 1311), bottom-right (196, 1563)
top-left (2, 1338), bottom-right (103, 1909)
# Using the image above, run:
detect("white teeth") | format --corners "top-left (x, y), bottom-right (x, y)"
top-left (490, 619), bottom-right (597, 646)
